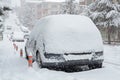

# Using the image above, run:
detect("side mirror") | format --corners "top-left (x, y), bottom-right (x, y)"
top-left (24, 35), bottom-right (29, 40)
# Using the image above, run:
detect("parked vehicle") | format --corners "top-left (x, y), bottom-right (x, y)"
top-left (11, 31), bottom-right (24, 42)
top-left (20, 26), bottom-right (30, 39)
top-left (25, 15), bottom-right (104, 69)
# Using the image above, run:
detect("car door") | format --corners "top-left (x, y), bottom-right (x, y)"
top-left (33, 40), bottom-right (37, 53)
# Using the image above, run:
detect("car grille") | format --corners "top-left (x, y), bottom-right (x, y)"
top-left (64, 52), bottom-right (91, 55)
top-left (13, 40), bottom-right (24, 42)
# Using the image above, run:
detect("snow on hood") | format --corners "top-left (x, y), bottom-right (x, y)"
top-left (33, 15), bottom-right (103, 54)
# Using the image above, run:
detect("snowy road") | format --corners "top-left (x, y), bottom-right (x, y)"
top-left (0, 34), bottom-right (120, 80)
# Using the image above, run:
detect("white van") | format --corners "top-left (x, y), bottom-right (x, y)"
top-left (25, 15), bottom-right (104, 69)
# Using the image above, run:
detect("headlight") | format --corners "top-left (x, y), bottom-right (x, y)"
top-left (44, 53), bottom-right (64, 60)
top-left (92, 51), bottom-right (103, 60)
top-left (95, 51), bottom-right (103, 56)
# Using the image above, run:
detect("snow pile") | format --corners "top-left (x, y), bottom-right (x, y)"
top-left (32, 15), bottom-right (103, 53)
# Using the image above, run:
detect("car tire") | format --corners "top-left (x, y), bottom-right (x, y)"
top-left (88, 64), bottom-right (95, 69)
top-left (36, 51), bottom-right (43, 68)
top-left (89, 63), bottom-right (102, 69)
top-left (95, 63), bottom-right (102, 68)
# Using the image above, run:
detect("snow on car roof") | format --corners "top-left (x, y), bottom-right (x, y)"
top-left (32, 15), bottom-right (103, 53)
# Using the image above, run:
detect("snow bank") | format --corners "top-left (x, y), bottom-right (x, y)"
top-left (32, 15), bottom-right (103, 54)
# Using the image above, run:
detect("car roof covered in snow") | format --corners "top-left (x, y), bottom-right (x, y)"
top-left (31, 15), bottom-right (103, 53)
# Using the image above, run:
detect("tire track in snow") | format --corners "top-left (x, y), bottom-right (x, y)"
top-left (104, 61), bottom-right (120, 71)
top-left (104, 61), bottom-right (120, 67)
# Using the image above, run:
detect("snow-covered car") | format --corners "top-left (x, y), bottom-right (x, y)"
top-left (11, 32), bottom-right (24, 42)
top-left (20, 26), bottom-right (30, 39)
top-left (25, 15), bottom-right (104, 69)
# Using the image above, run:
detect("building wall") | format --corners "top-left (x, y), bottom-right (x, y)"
top-left (36, 2), bottom-right (62, 19)
top-left (18, 0), bottom-right (62, 29)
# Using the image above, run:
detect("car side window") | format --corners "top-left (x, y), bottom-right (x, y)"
top-left (28, 39), bottom-right (34, 48)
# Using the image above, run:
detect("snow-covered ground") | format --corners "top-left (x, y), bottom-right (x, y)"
top-left (0, 12), bottom-right (120, 80)
top-left (104, 45), bottom-right (120, 65)
top-left (0, 33), bottom-right (120, 80)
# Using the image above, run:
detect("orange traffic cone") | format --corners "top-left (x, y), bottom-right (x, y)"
top-left (20, 49), bottom-right (23, 57)
top-left (28, 56), bottom-right (32, 67)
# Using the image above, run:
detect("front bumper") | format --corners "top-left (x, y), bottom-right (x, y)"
top-left (42, 59), bottom-right (104, 68)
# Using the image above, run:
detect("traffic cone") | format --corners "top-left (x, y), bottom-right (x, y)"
top-left (28, 56), bottom-right (32, 67)
top-left (20, 49), bottom-right (23, 57)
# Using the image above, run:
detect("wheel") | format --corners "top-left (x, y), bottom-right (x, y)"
top-left (88, 63), bottom-right (102, 69)
top-left (94, 63), bottom-right (102, 68)
top-left (88, 64), bottom-right (95, 69)
top-left (36, 52), bottom-right (42, 68)
top-left (25, 47), bottom-right (28, 60)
